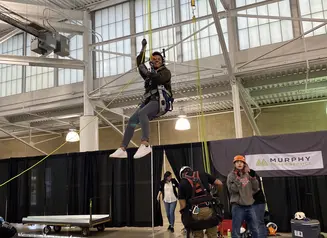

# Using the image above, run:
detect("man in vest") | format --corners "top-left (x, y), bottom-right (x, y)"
top-left (178, 166), bottom-right (223, 238)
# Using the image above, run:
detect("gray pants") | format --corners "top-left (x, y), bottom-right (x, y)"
top-left (121, 100), bottom-right (159, 148)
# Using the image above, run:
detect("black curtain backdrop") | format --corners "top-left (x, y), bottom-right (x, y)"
top-left (0, 148), bottom-right (164, 227)
top-left (0, 160), bottom-right (9, 220)
top-left (133, 147), bottom-right (164, 226)
top-left (262, 176), bottom-right (327, 232)
top-left (164, 142), bottom-right (206, 181)
top-left (2, 140), bottom-right (327, 233)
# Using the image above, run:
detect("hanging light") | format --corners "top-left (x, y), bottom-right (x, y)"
top-left (175, 115), bottom-right (191, 131)
top-left (65, 129), bottom-right (80, 142)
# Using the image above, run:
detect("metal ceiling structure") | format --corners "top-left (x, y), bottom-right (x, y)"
top-left (0, 0), bottom-right (327, 146)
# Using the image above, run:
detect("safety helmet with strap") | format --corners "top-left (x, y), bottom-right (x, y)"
top-left (180, 166), bottom-right (192, 179)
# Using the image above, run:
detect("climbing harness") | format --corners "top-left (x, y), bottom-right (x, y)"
top-left (181, 171), bottom-right (222, 232)
top-left (185, 171), bottom-right (213, 209)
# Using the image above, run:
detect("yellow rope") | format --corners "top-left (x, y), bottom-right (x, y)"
top-left (147, 0), bottom-right (153, 60)
top-left (191, 4), bottom-right (210, 173)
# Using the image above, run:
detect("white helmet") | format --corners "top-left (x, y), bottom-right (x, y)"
top-left (179, 166), bottom-right (192, 179)
top-left (267, 222), bottom-right (278, 232)
top-left (294, 212), bottom-right (306, 220)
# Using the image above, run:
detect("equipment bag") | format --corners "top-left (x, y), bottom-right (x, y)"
top-left (0, 221), bottom-right (17, 238)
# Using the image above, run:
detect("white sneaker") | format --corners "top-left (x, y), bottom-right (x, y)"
top-left (109, 148), bottom-right (127, 158)
top-left (133, 144), bottom-right (152, 159)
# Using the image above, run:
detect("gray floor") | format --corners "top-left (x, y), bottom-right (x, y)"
top-left (16, 225), bottom-right (294, 238)
top-left (15, 199), bottom-right (296, 237)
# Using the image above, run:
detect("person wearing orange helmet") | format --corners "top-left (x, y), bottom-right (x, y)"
top-left (227, 155), bottom-right (261, 238)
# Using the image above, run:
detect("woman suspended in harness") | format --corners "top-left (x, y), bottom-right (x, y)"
top-left (110, 38), bottom-right (173, 159)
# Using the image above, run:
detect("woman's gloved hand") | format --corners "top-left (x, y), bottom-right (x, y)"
top-left (142, 38), bottom-right (147, 47)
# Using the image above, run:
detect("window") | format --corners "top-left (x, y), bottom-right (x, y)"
top-left (135, 0), bottom-right (175, 32)
top-left (236, 0), bottom-right (293, 50)
top-left (26, 34), bottom-right (54, 92)
top-left (95, 2), bottom-right (131, 77)
top-left (58, 34), bottom-right (83, 85)
top-left (180, 0), bottom-right (227, 61)
top-left (0, 34), bottom-right (23, 97)
top-left (299, 0), bottom-right (327, 37)
top-left (135, 0), bottom-right (177, 62)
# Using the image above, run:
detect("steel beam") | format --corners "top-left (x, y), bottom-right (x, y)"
top-left (208, 0), bottom-right (234, 82)
top-left (93, 48), bottom-right (222, 72)
top-left (208, 0), bottom-right (261, 138)
top-left (0, 7), bottom-right (40, 37)
top-left (94, 110), bottom-right (138, 147)
top-left (251, 80), bottom-right (327, 97)
top-left (0, 120), bottom-right (61, 135)
top-left (231, 0), bottom-right (283, 12)
top-left (92, 100), bottom-right (130, 119)
top-left (220, 0), bottom-right (230, 10)
top-left (0, 1), bottom-right (84, 20)
top-left (0, 28), bottom-right (21, 44)
top-left (236, 13), bottom-right (327, 23)
top-left (237, 81), bottom-right (261, 110)
top-left (238, 22), bottom-right (327, 69)
top-left (0, 127), bottom-right (47, 155)
top-left (208, 0), bottom-right (242, 138)
top-left (90, 15), bottom-right (220, 49)
top-left (231, 84), bottom-right (243, 138)
top-left (239, 93), bottom-right (261, 136)
top-left (0, 54), bottom-right (84, 69)
top-left (28, 18), bottom-right (85, 34)
top-left (90, 0), bottom-right (282, 49)
top-left (33, 135), bottom-right (62, 145)
top-left (88, 21), bottom-right (216, 95)
top-left (83, 11), bottom-right (94, 116)
top-left (107, 82), bottom-right (231, 108)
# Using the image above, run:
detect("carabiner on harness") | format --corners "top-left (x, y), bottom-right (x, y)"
top-left (192, 205), bottom-right (200, 215)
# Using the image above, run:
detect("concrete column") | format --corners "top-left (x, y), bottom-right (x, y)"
top-left (80, 10), bottom-right (99, 152)
top-left (174, 0), bottom-right (183, 62)
top-left (227, 0), bottom-right (238, 69)
top-left (290, 0), bottom-right (302, 37)
top-left (232, 83), bottom-right (243, 138)
top-left (22, 32), bottom-right (27, 93)
top-left (80, 115), bottom-right (99, 152)
top-left (130, 0), bottom-right (137, 68)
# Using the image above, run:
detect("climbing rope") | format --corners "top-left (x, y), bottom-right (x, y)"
top-left (191, 0), bottom-right (211, 173)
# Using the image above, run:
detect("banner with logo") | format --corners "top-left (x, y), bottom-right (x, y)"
top-left (209, 131), bottom-right (327, 177)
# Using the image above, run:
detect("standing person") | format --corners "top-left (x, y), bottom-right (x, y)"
top-left (109, 38), bottom-right (173, 159)
top-left (178, 166), bottom-right (223, 238)
top-left (157, 171), bottom-right (179, 232)
top-left (250, 169), bottom-right (268, 237)
top-left (227, 155), bottom-right (260, 238)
